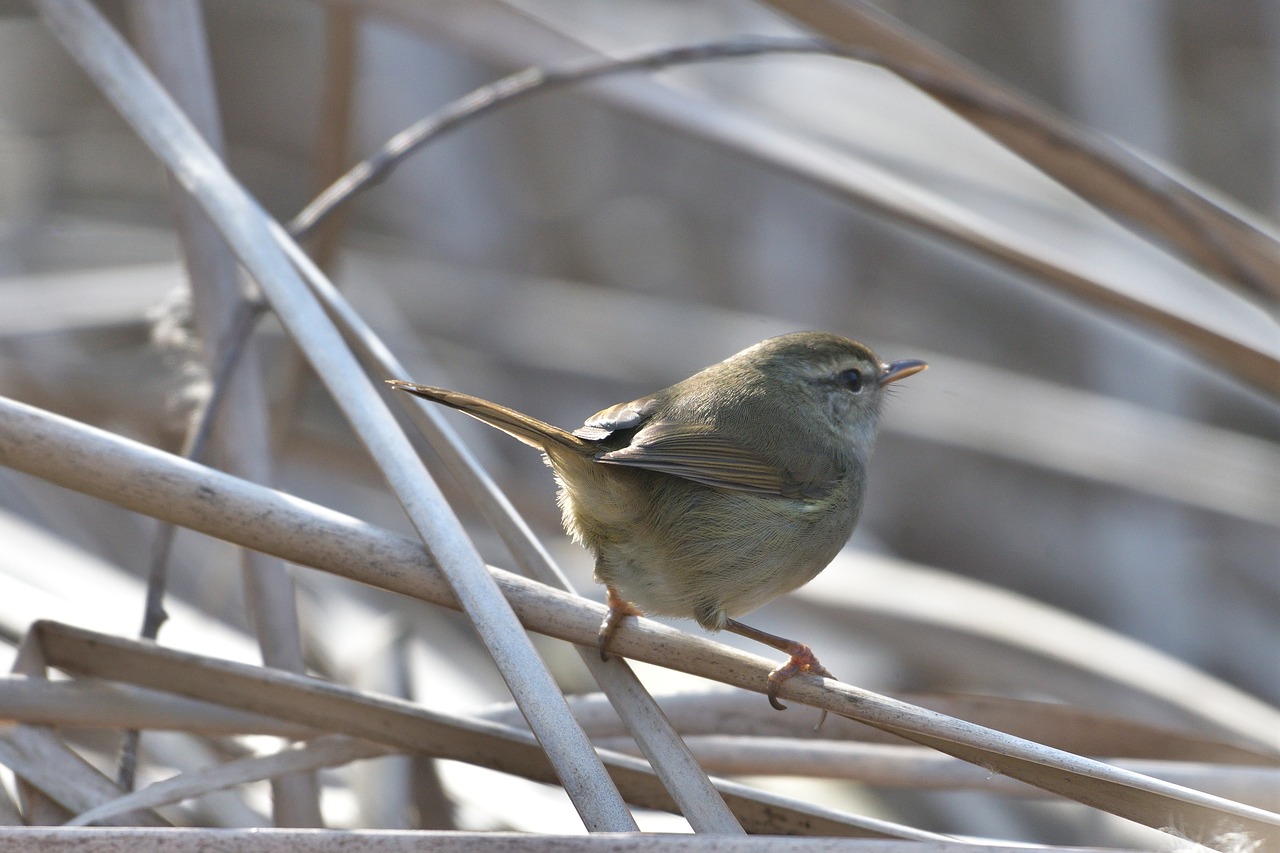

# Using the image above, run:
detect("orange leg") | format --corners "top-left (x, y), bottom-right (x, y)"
top-left (724, 618), bottom-right (833, 711)
top-left (598, 586), bottom-right (644, 661)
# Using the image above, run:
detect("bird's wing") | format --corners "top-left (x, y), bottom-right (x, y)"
top-left (594, 419), bottom-right (839, 498)
top-left (574, 394), bottom-right (840, 498)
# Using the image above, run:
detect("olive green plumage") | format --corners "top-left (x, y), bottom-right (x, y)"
top-left (389, 331), bottom-right (925, 707)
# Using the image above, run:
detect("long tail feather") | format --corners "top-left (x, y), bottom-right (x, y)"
top-left (386, 380), bottom-right (585, 452)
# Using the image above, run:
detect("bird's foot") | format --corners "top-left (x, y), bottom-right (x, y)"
top-left (723, 618), bottom-right (833, 714)
top-left (597, 586), bottom-right (643, 661)
top-left (765, 643), bottom-right (833, 711)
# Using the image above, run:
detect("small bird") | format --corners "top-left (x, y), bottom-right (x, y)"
top-left (388, 332), bottom-right (925, 709)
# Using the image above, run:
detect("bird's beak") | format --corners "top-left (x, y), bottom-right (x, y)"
top-left (879, 359), bottom-right (928, 387)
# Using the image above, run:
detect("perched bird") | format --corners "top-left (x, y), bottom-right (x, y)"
top-left (389, 331), bottom-right (925, 708)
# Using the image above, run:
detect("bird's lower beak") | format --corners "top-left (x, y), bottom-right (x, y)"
top-left (879, 359), bottom-right (928, 386)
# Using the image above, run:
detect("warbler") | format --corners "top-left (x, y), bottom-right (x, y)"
top-left (389, 331), bottom-right (925, 708)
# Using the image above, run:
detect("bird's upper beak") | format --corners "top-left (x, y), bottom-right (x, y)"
top-left (879, 359), bottom-right (928, 387)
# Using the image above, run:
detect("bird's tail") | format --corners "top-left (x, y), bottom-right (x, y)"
top-left (387, 380), bottom-right (586, 452)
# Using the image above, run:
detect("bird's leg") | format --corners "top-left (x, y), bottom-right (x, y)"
top-left (724, 618), bottom-right (833, 711)
top-left (597, 585), bottom-right (644, 661)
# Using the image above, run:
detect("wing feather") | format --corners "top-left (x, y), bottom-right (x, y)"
top-left (594, 421), bottom-right (819, 496)
top-left (575, 397), bottom-right (840, 498)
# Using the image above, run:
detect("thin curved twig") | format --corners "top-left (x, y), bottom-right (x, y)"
top-left (287, 35), bottom-right (1280, 306)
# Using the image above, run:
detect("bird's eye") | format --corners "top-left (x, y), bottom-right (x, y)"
top-left (837, 368), bottom-right (863, 392)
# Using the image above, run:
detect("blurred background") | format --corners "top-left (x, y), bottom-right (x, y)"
top-left (0, 0), bottom-right (1277, 844)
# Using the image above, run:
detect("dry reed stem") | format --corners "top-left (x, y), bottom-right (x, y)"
top-left (273, 219), bottom-right (743, 834)
top-left (32, 621), bottom-right (936, 840)
top-left (0, 396), bottom-right (1277, 849)
top-left (764, 0), bottom-right (1280, 303)
top-left (319, 0), bottom-right (1280, 397)
top-left (33, 0), bottom-right (632, 829)
top-left (0, 829), bottom-right (1136, 853)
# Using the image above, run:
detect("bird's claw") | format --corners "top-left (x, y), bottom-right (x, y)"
top-left (765, 644), bottom-right (833, 711)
